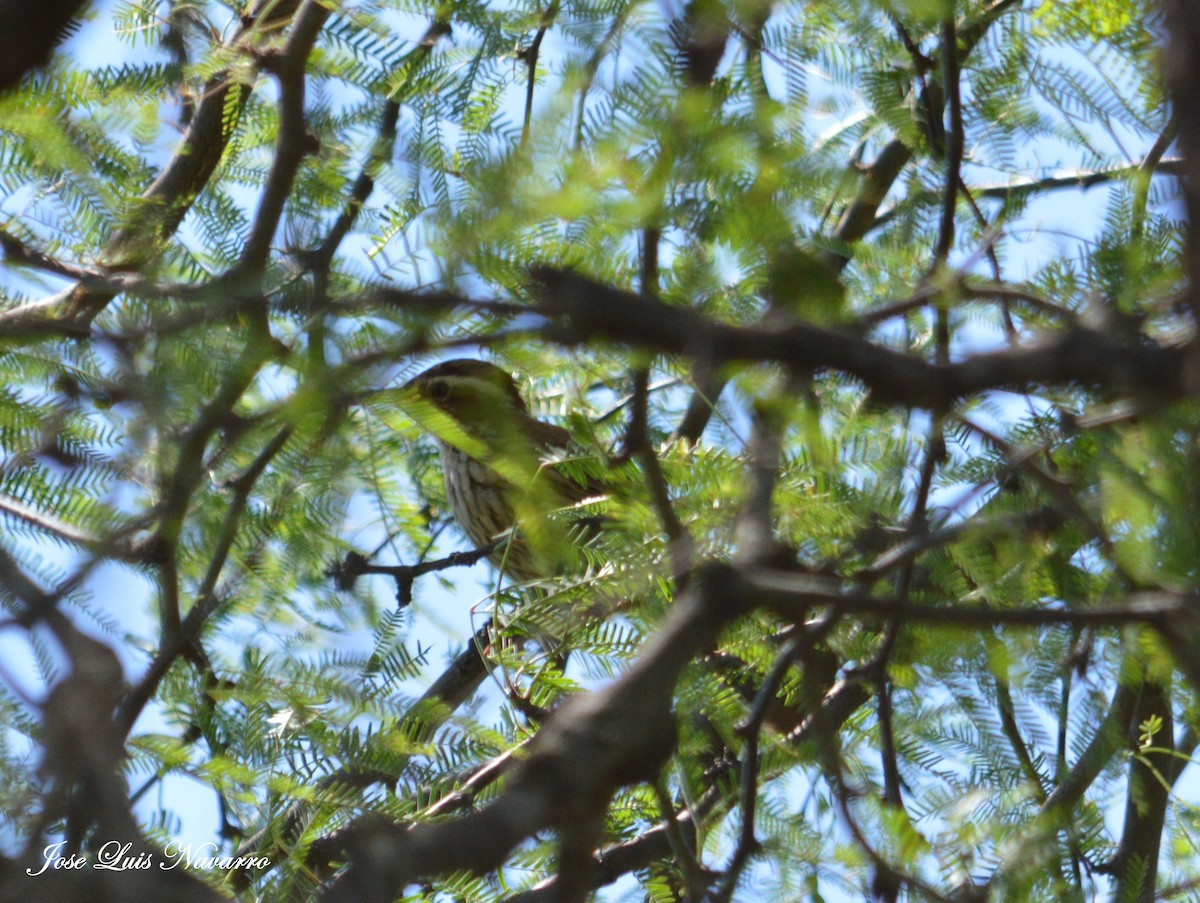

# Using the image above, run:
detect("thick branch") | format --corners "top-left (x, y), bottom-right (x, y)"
top-left (1109, 679), bottom-right (1172, 903)
top-left (531, 269), bottom-right (1191, 411)
top-left (0, 0), bottom-right (90, 91)
top-left (27, 0), bottom-right (309, 326)
top-left (322, 564), bottom-right (747, 903)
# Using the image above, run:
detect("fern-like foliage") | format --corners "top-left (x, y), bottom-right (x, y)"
top-left (0, 0), bottom-right (1191, 901)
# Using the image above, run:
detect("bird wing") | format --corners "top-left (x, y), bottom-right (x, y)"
top-left (526, 418), bottom-right (610, 509)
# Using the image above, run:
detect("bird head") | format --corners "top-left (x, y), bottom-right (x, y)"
top-left (402, 359), bottom-right (531, 440)
top-left (401, 359), bottom-right (542, 480)
top-left (403, 359), bottom-right (528, 421)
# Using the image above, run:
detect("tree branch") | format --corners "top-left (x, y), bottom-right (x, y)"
top-left (321, 563), bottom-right (747, 903)
top-left (0, 0), bottom-right (90, 91)
top-left (530, 268), bottom-right (1191, 412)
top-left (237, 0), bottom-right (331, 277)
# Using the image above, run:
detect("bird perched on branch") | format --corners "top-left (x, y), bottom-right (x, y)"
top-left (402, 359), bottom-right (608, 583)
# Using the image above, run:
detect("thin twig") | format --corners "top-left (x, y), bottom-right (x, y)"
top-left (521, 2), bottom-right (559, 146)
top-left (651, 779), bottom-right (708, 901)
top-left (117, 426), bottom-right (294, 736)
top-left (331, 538), bottom-right (505, 607)
top-left (235, 0), bottom-right (332, 326)
top-left (1132, 115), bottom-right (1178, 241)
top-left (711, 636), bottom-right (802, 902)
top-left (933, 16), bottom-right (963, 266)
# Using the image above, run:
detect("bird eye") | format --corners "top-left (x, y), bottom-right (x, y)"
top-left (429, 380), bottom-right (451, 401)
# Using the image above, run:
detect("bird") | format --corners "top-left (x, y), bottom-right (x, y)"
top-left (401, 359), bottom-right (607, 583)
